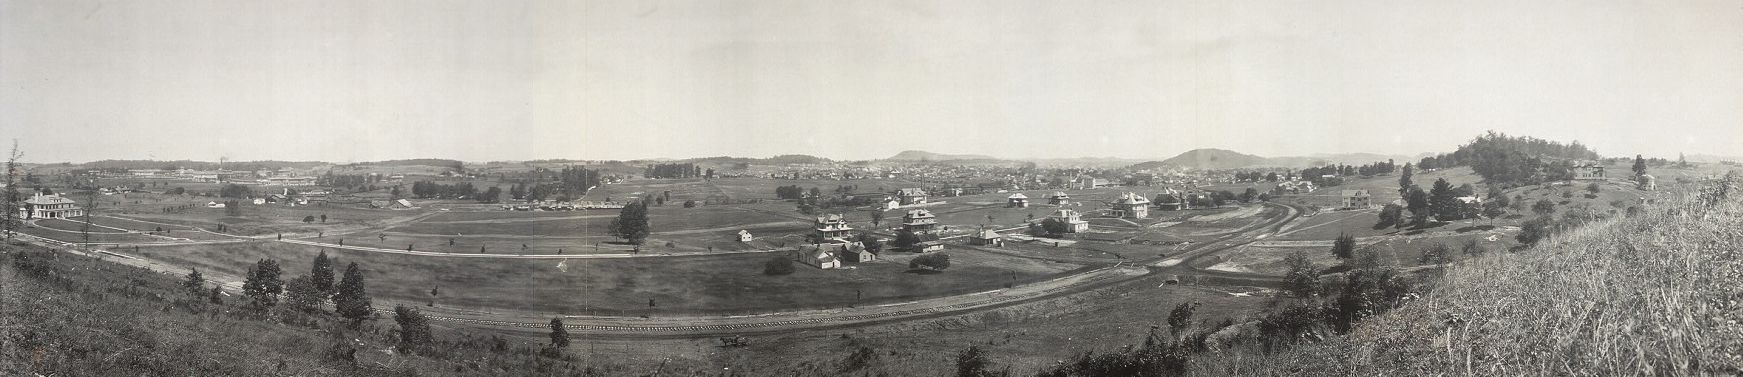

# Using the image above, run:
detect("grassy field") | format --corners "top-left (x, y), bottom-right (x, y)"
top-left (1195, 172), bottom-right (1743, 375)
top-left (30, 218), bottom-right (128, 233)
top-left (127, 241), bottom-right (1088, 315)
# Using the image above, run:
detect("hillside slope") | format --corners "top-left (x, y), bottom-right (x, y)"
top-left (1205, 175), bottom-right (1743, 375)
top-left (1133, 149), bottom-right (1270, 170)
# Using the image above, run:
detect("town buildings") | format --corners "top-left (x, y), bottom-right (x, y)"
top-left (1007, 193), bottom-right (1029, 208)
top-left (1047, 209), bottom-right (1091, 233)
top-left (1342, 190), bottom-right (1373, 209)
top-left (1112, 192), bottom-right (1150, 219)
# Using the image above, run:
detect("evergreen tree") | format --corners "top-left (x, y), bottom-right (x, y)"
top-left (334, 262), bottom-right (374, 323)
top-left (182, 269), bottom-right (206, 301)
top-left (393, 305), bottom-right (432, 354)
top-left (242, 259), bottom-right (283, 308)
top-left (208, 286), bottom-right (224, 305)
top-left (549, 318), bottom-right (571, 348)
top-left (284, 276), bottom-right (323, 312)
top-left (1427, 178), bottom-right (1460, 221)
top-left (311, 250), bottom-right (335, 294)
top-left (1633, 154), bottom-right (1648, 176)
top-left (1397, 163), bottom-right (1414, 197)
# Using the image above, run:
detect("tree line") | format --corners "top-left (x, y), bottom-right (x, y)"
top-left (643, 163), bottom-right (701, 179)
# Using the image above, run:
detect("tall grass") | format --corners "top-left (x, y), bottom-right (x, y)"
top-left (1198, 175), bottom-right (1743, 375)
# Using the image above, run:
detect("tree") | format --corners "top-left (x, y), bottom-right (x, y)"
top-left (334, 262), bottom-right (374, 323)
top-left (3, 140), bottom-right (20, 243)
top-left (1376, 204), bottom-right (1405, 229)
top-left (869, 210), bottom-right (884, 227)
top-left (393, 305), bottom-right (432, 354)
top-left (183, 269), bottom-right (206, 301)
top-left (549, 318), bottom-right (570, 348)
top-left (1531, 199), bottom-right (1557, 217)
top-left (1166, 302), bottom-right (1200, 336)
top-left (892, 229), bottom-right (922, 250)
top-left (208, 286), bottom-right (224, 305)
top-left (910, 253), bottom-right (951, 270)
top-left (1585, 182), bottom-right (1601, 194)
top-left (611, 201), bottom-right (650, 245)
top-left (1281, 250), bottom-right (1320, 297)
top-left (1488, 185), bottom-right (1511, 209)
top-left (1240, 187), bottom-right (1259, 203)
top-left (1398, 163), bottom-right (1414, 197)
top-left (1331, 233), bottom-right (1357, 259)
top-left (303, 215), bottom-right (316, 223)
top-left (241, 259), bottom-right (284, 309)
top-left (855, 232), bottom-right (883, 254)
top-left (1427, 178), bottom-right (1460, 221)
top-left (311, 250), bottom-right (335, 294)
top-left (284, 276), bottom-right (323, 312)
top-left (682, 199), bottom-right (696, 208)
top-left (1517, 217), bottom-right (1552, 245)
top-left (1482, 201), bottom-right (1507, 226)
top-left (1404, 186), bottom-right (1430, 226)
top-left (763, 255), bottom-right (796, 276)
top-left (1633, 154), bottom-right (1648, 176)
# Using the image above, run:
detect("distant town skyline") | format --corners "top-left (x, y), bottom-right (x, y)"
top-left (4, 1), bottom-right (1740, 163)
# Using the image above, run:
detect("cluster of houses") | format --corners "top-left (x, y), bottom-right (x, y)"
top-left (500, 200), bottom-right (626, 211)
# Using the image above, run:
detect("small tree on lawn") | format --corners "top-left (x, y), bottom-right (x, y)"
top-left (1281, 250), bottom-right (1320, 298)
top-left (334, 262), bottom-right (374, 324)
top-left (549, 317), bottom-right (570, 348)
top-left (610, 201), bottom-right (650, 245)
top-left (910, 253), bottom-right (951, 271)
top-left (393, 305), bottom-right (432, 354)
top-left (1585, 182), bottom-right (1601, 194)
top-left (763, 255), bottom-right (796, 276)
top-left (1481, 201), bottom-right (1507, 226)
top-left (208, 286), bottom-right (224, 305)
top-left (303, 215), bottom-right (316, 223)
top-left (892, 229), bottom-right (921, 250)
top-left (869, 210), bottom-right (884, 227)
top-left (183, 268), bottom-right (206, 302)
top-left (1330, 233), bottom-right (1356, 259)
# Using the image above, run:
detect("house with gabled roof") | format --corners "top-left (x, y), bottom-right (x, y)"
top-left (1342, 190), bottom-right (1372, 209)
top-left (1007, 193), bottom-right (1029, 208)
top-left (814, 213), bottom-right (855, 240)
top-left (1047, 192), bottom-right (1070, 205)
top-left (970, 228), bottom-right (1004, 247)
top-left (1112, 192), bottom-right (1150, 219)
top-left (896, 188), bottom-right (928, 205)
top-left (1047, 209), bottom-right (1091, 233)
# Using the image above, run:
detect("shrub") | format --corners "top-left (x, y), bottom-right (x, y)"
top-left (911, 253), bottom-right (951, 270)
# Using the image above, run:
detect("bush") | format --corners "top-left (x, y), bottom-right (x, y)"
top-left (763, 255), bottom-right (795, 275)
top-left (910, 253), bottom-right (951, 270)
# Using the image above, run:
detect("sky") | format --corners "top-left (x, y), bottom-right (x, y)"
top-left (2, 0), bottom-right (1740, 163)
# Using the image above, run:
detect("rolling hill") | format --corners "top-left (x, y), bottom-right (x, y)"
top-left (884, 150), bottom-right (1000, 162)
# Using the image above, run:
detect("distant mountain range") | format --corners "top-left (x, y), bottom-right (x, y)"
top-left (1128, 149), bottom-right (1420, 170)
top-left (883, 150), bottom-right (1000, 162)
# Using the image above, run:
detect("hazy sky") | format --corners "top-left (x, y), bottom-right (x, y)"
top-left (3, 0), bottom-right (1740, 163)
